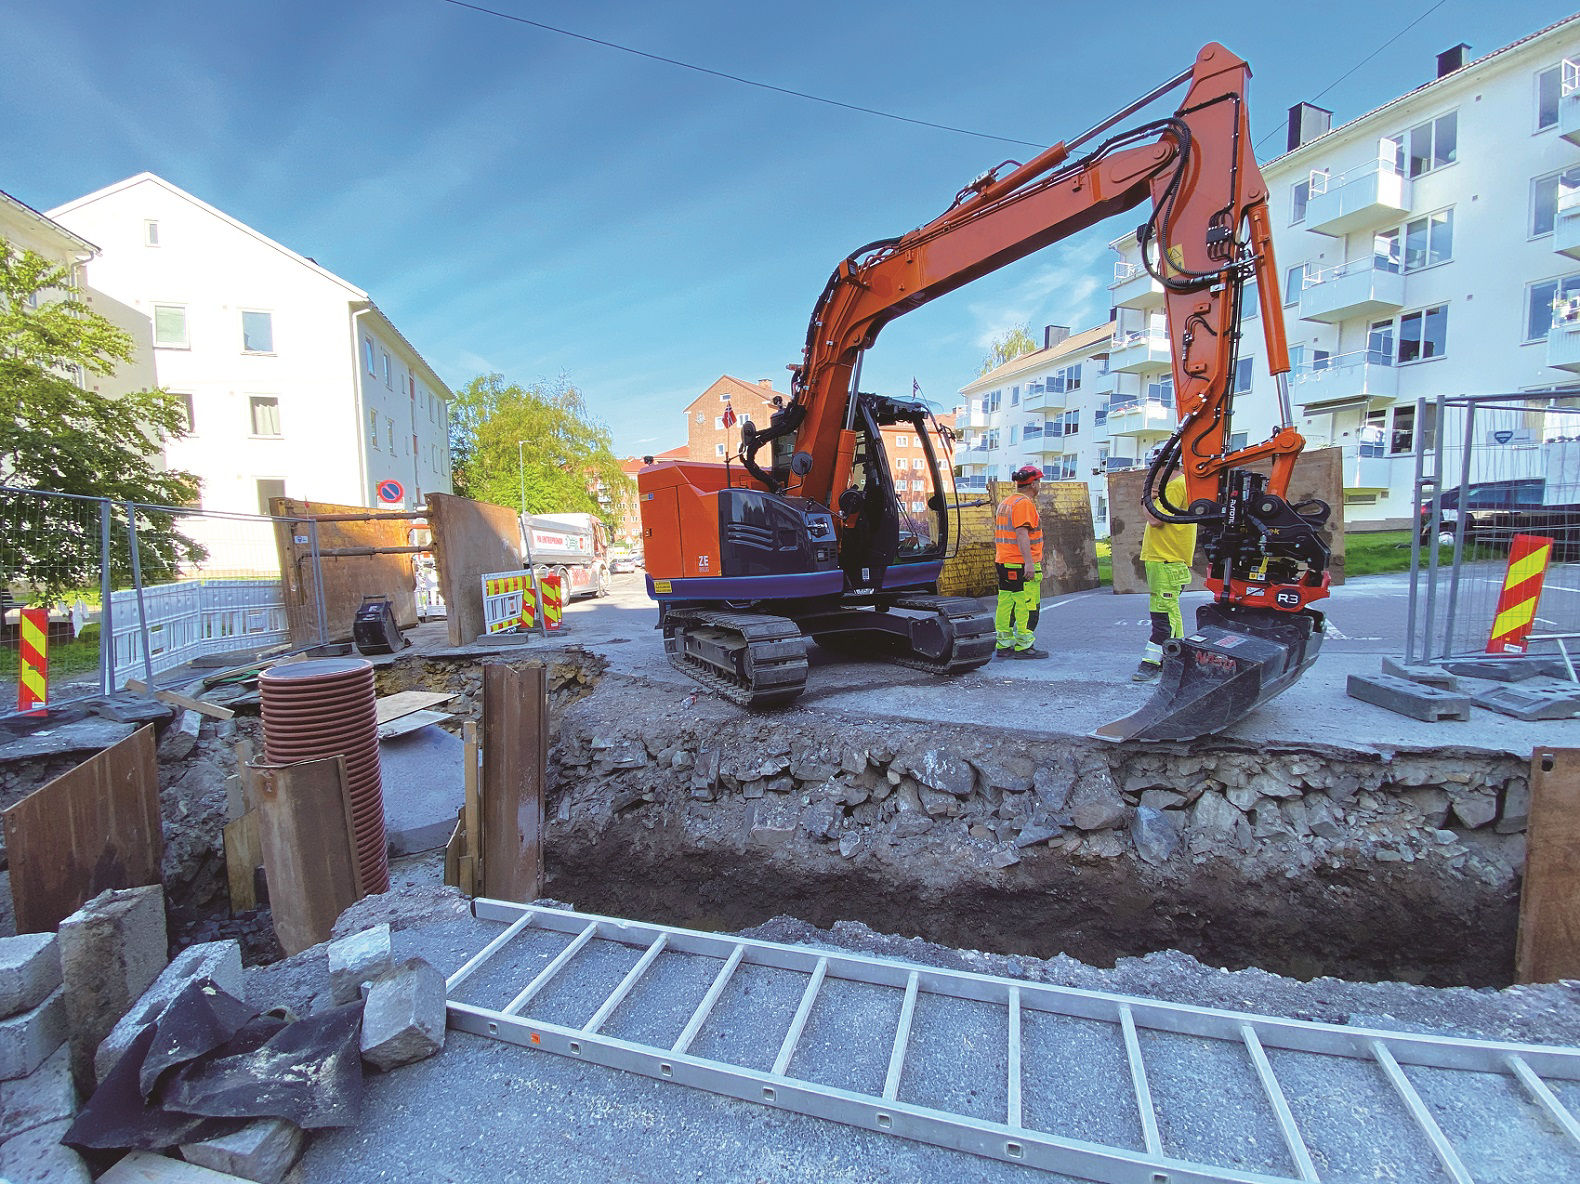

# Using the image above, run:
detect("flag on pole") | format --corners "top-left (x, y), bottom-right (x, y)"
top-left (721, 394), bottom-right (736, 429)
top-left (912, 378), bottom-right (921, 399)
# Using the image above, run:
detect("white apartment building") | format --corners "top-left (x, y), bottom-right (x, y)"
top-left (46, 174), bottom-right (453, 522)
top-left (1107, 16), bottom-right (1580, 527)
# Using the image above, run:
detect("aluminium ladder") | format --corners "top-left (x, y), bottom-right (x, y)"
top-left (446, 901), bottom-right (1580, 1183)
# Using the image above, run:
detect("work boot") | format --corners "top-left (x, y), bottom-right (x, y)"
top-left (1011, 646), bottom-right (1050, 660)
top-left (1132, 660), bottom-right (1162, 682)
top-left (994, 646), bottom-right (1013, 658)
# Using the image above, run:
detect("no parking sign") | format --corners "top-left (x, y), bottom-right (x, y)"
top-left (377, 479), bottom-right (405, 505)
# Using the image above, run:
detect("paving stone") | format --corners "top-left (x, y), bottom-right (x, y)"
top-left (95, 940), bottom-right (243, 1084)
top-left (327, 924), bottom-right (393, 1007)
top-left (0, 932), bottom-right (61, 1020)
top-left (361, 957), bottom-right (446, 1071)
top-left (57, 885), bottom-right (168, 1093)
top-left (0, 1118), bottom-right (89, 1184)
top-left (181, 1118), bottom-right (304, 1184)
top-left (0, 986), bottom-right (68, 1081)
top-left (0, 1043), bottom-right (75, 1140)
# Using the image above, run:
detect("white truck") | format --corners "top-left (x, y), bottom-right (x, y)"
top-left (520, 512), bottom-right (612, 600)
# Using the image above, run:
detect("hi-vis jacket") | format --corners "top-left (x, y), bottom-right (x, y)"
top-left (994, 492), bottom-right (1043, 566)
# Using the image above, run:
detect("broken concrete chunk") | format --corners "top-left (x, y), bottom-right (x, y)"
top-left (157, 708), bottom-right (204, 761)
top-left (1139, 788), bottom-right (1185, 812)
top-left (1068, 770), bottom-right (1127, 832)
top-left (0, 1117), bottom-right (90, 1184)
top-left (0, 933), bottom-right (62, 1020)
top-left (0, 987), bottom-right (68, 1082)
top-left (181, 1118), bottom-right (304, 1184)
top-left (1031, 754), bottom-right (1077, 812)
top-left (1450, 790), bottom-right (1498, 830)
top-left (99, 1150), bottom-right (255, 1182)
top-left (1014, 816), bottom-right (1063, 848)
top-left (988, 849), bottom-right (1021, 869)
top-left (968, 752), bottom-right (1034, 794)
top-left (361, 958), bottom-right (447, 1071)
top-left (1189, 790), bottom-right (1241, 837)
top-left (889, 809), bottom-right (933, 840)
top-left (1303, 796), bottom-right (1343, 840)
top-left (327, 925), bottom-right (394, 1007)
top-left (1130, 806), bottom-right (1181, 866)
top-left (798, 800), bottom-right (839, 842)
top-left (0, 1044), bottom-right (76, 1140)
top-left (95, 940), bottom-right (244, 1086)
top-left (838, 833), bottom-right (861, 859)
top-left (894, 748), bottom-right (975, 797)
top-left (1497, 779), bottom-right (1530, 834)
top-left (1401, 786), bottom-right (1450, 829)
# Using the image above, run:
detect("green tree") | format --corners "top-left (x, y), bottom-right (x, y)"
top-left (449, 373), bottom-right (629, 529)
top-left (0, 239), bottom-right (203, 603)
top-left (978, 324), bottom-right (1038, 376)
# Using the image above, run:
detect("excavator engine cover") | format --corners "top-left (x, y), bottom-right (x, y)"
top-left (1096, 601), bottom-right (1324, 742)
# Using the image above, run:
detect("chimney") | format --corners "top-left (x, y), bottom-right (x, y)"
top-left (758, 378), bottom-right (773, 389)
top-left (1285, 102), bottom-right (1332, 152)
top-left (1436, 43), bottom-right (1470, 78)
top-left (1043, 325), bottom-right (1070, 350)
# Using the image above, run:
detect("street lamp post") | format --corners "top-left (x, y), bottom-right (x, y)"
top-left (517, 440), bottom-right (527, 516)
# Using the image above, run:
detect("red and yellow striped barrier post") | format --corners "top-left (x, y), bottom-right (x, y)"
top-left (542, 575), bottom-right (563, 632)
top-left (1486, 534), bottom-right (1553, 654)
top-left (17, 608), bottom-right (48, 712)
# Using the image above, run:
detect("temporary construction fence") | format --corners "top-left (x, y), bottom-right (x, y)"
top-left (1406, 390), bottom-right (1580, 665)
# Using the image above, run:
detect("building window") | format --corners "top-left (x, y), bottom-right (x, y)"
top-left (369, 410), bottom-right (379, 448)
top-left (715, 442), bottom-right (725, 457)
top-left (1390, 403), bottom-right (1437, 455)
top-left (1396, 305), bottom-right (1448, 364)
top-left (249, 396), bottom-right (281, 437)
top-left (1008, 426), bottom-right (1018, 445)
top-left (153, 304), bottom-right (188, 348)
top-left (1538, 65), bottom-right (1562, 131)
top-left (1233, 357), bottom-right (1254, 393)
top-left (1291, 178), bottom-right (1311, 225)
top-left (387, 418), bottom-right (396, 450)
top-left (383, 353), bottom-right (392, 388)
top-left (256, 479), bottom-right (286, 515)
top-left (144, 220), bottom-right (160, 247)
top-left (1229, 430), bottom-right (1249, 451)
top-left (1532, 167), bottom-right (1580, 237)
top-left (695, 411), bottom-right (704, 424)
top-left (241, 310), bottom-right (274, 353)
top-left (713, 417), bottom-right (723, 429)
top-left (1050, 364), bottom-right (1082, 393)
top-left (1527, 274), bottom-right (1580, 341)
top-left (1374, 209), bottom-right (1454, 273)
top-left (172, 393), bottom-right (194, 433)
top-left (1284, 264), bottom-right (1305, 305)
top-left (1391, 112), bottom-right (1457, 178)
top-left (895, 434), bottom-right (910, 448)
top-left (364, 337), bottom-right (376, 375)
top-left (1242, 279), bottom-right (1259, 319)
top-left (989, 389), bottom-right (1002, 412)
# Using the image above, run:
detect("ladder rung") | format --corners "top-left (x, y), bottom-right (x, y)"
top-left (672, 943), bottom-right (747, 1055)
top-left (1370, 1039), bottom-right (1472, 1184)
top-left (1239, 1023), bottom-right (1319, 1182)
top-left (583, 933), bottom-right (669, 1035)
top-left (884, 971), bottom-right (920, 1102)
top-left (445, 908), bottom-right (537, 993)
top-left (502, 921), bottom-right (598, 1016)
top-left (1008, 986), bottom-right (1023, 1130)
top-left (1119, 1004), bottom-right (1161, 1158)
top-left (1507, 1054), bottom-right (1580, 1150)
top-left (772, 957), bottom-right (829, 1078)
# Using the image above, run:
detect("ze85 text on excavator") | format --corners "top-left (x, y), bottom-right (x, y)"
top-left (637, 43), bottom-right (1332, 742)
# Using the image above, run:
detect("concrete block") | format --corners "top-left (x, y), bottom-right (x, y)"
top-left (326, 924), bottom-right (393, 1006)
top-left (95, 940), bottom-right (243, 1084)
top-left (1442, 656), bottom-right (1568, 683)
top-left (1474, 682), bottom-right (1580, 721)
top-left (57, 885), bottom-right (168, 1093)
top-left (0, 1118), bottom-right (90, 1184)
top-left (360, 957), bottom-right (446, 1071)
top-left (0, 1044), bottom-right (76, 1139)
top-left (99, 1149), bottom-right (258, 1182)
top-left (0, 987), bottom-right (68, 1081)
top-left (0, 932), bottom-right (62, 1019)
top-left (1346, 674), bottom-right (1472, 722)
top-left (180, 1118), bottom-right (303, 1184)
top-left (1379, 656), bottom-right (1460, 690)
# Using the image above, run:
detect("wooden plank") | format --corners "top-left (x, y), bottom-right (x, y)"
top-left (232, 740), bottom-right (256, 815)
top-left (443, 807), bottom-right (464, 888)
top-left (1516, 747), bottom-right (1580, 983)
top-left (463, 719), bottom-right (481, 868)
top-left (479, 664), bottom-right (546, 902)
top-left (124, 679), bottom-right (236, 720)
top-left (223, 812), bottom-right (261, 913)
top-left (2, 726), bottom-right (164, 934)
top-left (251, 756), bottom-right (362, 955)
top-left (374, 690), bottom-right (458, 725)
top-left (377, 710), bottom-right (453, 740)
top-left (457, 854), bottom-right (476, 897)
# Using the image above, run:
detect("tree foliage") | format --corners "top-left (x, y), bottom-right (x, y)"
top-left (449, 373), bottom-right (629, 528)
top-left (978, 324), bottom-right (1038, 376)
top-left (0, 239), bottom-right (203, 603)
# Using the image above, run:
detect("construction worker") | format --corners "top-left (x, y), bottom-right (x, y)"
top-left (994, 465), bottom-right (1048, 659)
top-left (1134, 470), bottom-right (1198, 681)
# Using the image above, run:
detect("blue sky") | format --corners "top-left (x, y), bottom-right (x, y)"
top-left (2, 1), bottom-right (1570, 457)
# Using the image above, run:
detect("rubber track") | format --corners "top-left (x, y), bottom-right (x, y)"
top-left (815, 595), bottom-right (997, 676)
top-left (663, 607), bottom-right (808, 709)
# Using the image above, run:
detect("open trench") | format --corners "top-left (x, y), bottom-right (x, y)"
top-left (375, 653), bottom-right (1531, 990)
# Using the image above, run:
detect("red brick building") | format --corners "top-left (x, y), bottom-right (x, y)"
top-left (684, 375), bottom-right (785, 462)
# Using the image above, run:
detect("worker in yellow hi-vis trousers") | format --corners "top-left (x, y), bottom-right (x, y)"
top-left (1134, 472), bottom-right (1198, 682)
top-left (994, 465), bottom-right (1047, 660)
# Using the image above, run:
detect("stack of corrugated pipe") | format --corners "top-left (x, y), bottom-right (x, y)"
top-left (258, 657), bottom-right (389, 894)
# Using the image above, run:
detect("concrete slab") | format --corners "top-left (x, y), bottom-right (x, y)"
top-left (0, 718), bottom-right (135, 765)
top-left (0, 1044), bottom-right (75, 1139)
top-left (378, 727), bottom-right (464, 855)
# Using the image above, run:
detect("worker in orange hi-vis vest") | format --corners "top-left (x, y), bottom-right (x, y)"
top-left (993, 465), bottom-right (1047, 659)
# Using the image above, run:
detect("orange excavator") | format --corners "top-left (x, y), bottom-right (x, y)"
top-left (638, 43), bottom-right (1331, 740)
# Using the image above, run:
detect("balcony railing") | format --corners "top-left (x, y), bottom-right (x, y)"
top-left (1108, 327), bottom-right (1171, 373)
top-left (1103, 456), bottom-right (1139, 472)
top-left (955, 475), bottom-right (988, 491)
top-left (1292, 348), bottom-right (1398, 412)
top-left (1298, 258), bottom-right (1406, 325)
top-left (1557, 186), bottom-right (1580, 261)
top-left (1562, 59), bottom-right (1580, 147)
top-left (1338, 444), bottom-right (1395, 491)
top-left (1109, 260), bottom-right (1165, 309)
top-left (1548, 311), bottom-right (1580, 373)
top-left (1305, 150), bottom-right (1411, 237)
top-left (1022, 423), bottom-right (1045, 440)
top-left (1104, 397), bottom-right (1175, 437)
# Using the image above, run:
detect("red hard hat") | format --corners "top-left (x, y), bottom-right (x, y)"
top-left (1012, 465), bottom-right (1044, 485)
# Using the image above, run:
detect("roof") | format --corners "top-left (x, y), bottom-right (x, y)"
top-left (959, 322), bottom-right (1116, 395)
top-left (622, 446), bottom-right (687, 472)
top-left (355, 301), bottom-right (453, 400)
top-left (1265, 12), bottom-right (1580, 170)
top-left (683, 374), bottom-right (788, 413)
top-left (0, 187), bottom-right (97, 254)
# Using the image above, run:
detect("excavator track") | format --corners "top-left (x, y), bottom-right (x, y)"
top-left (813, 595), bottom-right (996, 676)
top-left (662, 607), bottom-right (809, 709)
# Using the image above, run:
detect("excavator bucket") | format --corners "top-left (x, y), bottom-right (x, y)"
top-left (1095, 602), bottom-right (1325, 743)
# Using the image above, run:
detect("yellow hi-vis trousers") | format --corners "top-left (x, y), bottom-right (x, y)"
top-left (994, 563), bottom-right (1041, 651)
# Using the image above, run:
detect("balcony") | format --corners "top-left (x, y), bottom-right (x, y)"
top-left (1022, 381), bottom-right (1065, 414)
top-left (955, 474), bottom-right (988, 492)
top-left (1548, 311), bottom-right (1580, 373)
top-left (1338, 445), bottom-right (1395, 492)
top-left (1108, 327), bottom-right (1171, 374)
top-left (1305, 155), bottom-right (1411, 237)
top-left (1298, 259), bottom-right (1406, 325)
top-left (1104, 397), bottom-right (1176, 438)
top-left (1102, 455), bottom-right (1141, 472)
top-left (1556, 188), bottom-right (1580, 261)
top-left (1291, 350), bottom-right (1398, 414)
top-left (1109, 261), bottom-right (1165, 310)
top-left (1562, 60), bottom-right (1580, 147)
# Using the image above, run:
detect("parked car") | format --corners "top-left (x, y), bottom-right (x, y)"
top-left (609, 554), bottom-right (637, 574)
top-left (1420, 478), bottom-right (1580, 558)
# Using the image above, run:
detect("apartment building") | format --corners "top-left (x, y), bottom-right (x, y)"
top-left (684, 375), bottom-right (785, 461)
top-left (1107, 16), bottom-right (1580, 526)
top-left (46, 173), bottom-right (453, 519)
top-left (880, 413), bottom-right (956, 517)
